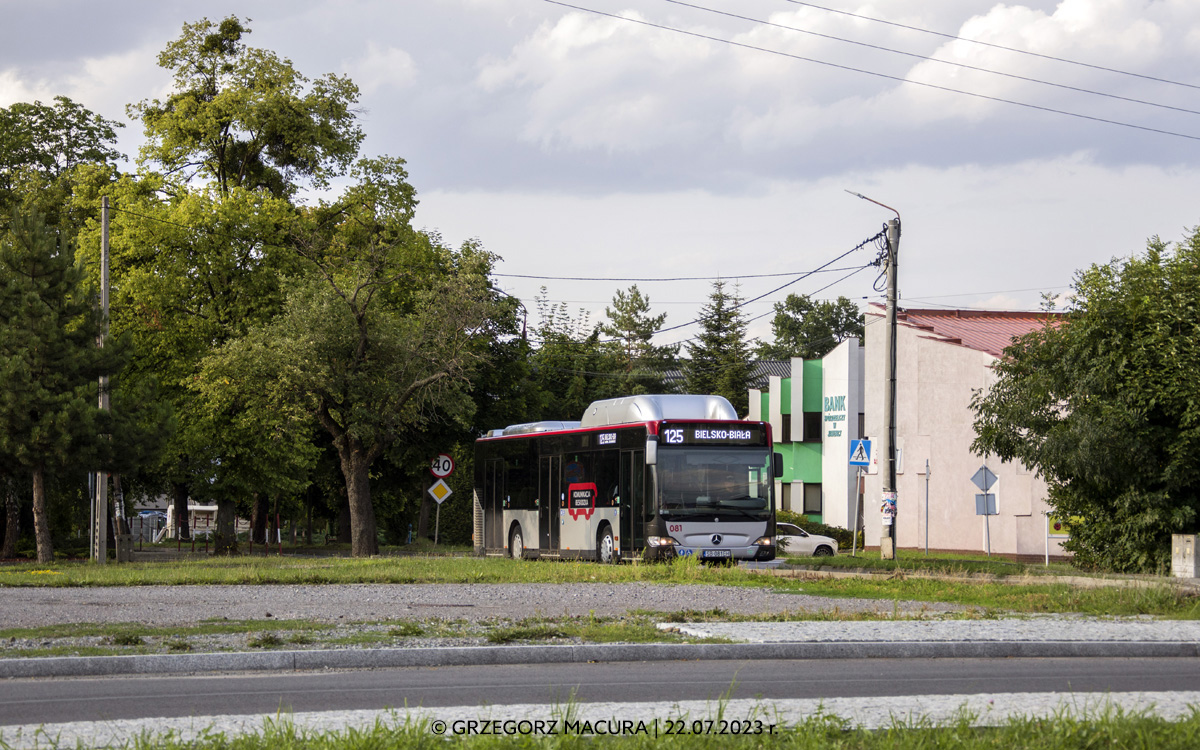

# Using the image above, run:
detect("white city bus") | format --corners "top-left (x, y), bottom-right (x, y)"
top-left (473, 394), bottom-right (781, 562)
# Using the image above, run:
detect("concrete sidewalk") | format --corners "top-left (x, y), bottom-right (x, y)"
top-left (3, 617), bottom-right (1198, 679)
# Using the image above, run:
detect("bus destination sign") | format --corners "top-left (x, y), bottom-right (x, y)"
top-left (660, 423), bottom-right (767, 446)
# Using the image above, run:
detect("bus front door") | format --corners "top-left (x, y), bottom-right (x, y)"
top-left (539, 455), bottom-right (560, 552)
top-left (620, 450), bottom-right (646, 553)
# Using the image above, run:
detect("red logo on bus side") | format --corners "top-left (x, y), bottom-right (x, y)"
top-left (567, 483), bottom-right (597, 520)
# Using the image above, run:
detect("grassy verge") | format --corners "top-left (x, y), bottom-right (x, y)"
top-left (783, 548), bottom-right (1082, 577)
top-left (14, 707), bottom-right (1196, 749)
top-left (0, 611), bottom-right (740, 659)
top-left (1, 554), bottom-right (1196, 618)
top-left (0, 554), bottom-right (758, 587)
top-left (778, 574), bottom-right (1200, 619)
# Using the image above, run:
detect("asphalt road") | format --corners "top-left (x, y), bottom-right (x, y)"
top-left (3, 657), bottom-right (1198, 727)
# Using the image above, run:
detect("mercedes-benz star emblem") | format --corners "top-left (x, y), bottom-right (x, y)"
top-left (711, 534), bottom-right (722, 545)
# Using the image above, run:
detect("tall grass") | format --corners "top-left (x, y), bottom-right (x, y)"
top-left (11, 705), bottom-right (1182, 750)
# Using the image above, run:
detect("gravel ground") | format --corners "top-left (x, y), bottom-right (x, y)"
top-left (0, 583), bottom-right (961, 657)
top-left (0, 582), bottom-right (959, 629)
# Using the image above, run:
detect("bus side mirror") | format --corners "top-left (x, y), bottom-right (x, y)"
top-left (646, 439), bottom-right (657, 466)
top-left (773, 452), bottom-right (784, 478)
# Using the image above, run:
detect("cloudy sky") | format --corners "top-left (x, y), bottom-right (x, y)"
top-left (3, 0), bottom-right (1199, 346)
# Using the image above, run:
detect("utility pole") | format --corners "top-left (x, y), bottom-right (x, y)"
top-left (881, 216), bottom-right (900, 559)
top-left (92, 197), bottom-right (110, 564)
top-left (847, 192), bottom-right (901, 560)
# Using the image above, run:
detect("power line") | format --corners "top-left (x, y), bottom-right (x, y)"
top-left (652, 227), bottom-right (885, 336)
top-left (542, 0), bottom-right (1200, 142)
top-left (493, 264), bottom-right (864, 282)
top-left (779, 0), bottom-right (1200, 92)
top-left (663, 0), bottom-right (1200, 117)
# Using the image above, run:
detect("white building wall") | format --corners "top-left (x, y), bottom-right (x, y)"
top-left (863, 315), bottom-right (1065, 558)
top-left (819, 339), bottom-right (863, 530)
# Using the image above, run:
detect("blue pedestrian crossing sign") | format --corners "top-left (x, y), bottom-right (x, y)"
top-left (849, 439), bottom-right (872, 466)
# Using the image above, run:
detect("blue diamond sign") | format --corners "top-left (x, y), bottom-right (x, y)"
top-left (971, 465), bottom-right (997, 492)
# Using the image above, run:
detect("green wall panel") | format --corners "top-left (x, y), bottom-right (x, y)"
top-left (792, 443), bottom-right (822, 482)
top-left (802, 359), bottom-right (823, 412)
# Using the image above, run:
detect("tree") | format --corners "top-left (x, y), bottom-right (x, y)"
top-left (600, 285), bottom-right (679, 395)
top-left (75, 178), bottom-right (302, 541)
top-left (129, 16), bottom-right (362, 198)
top-left (530, 291), bottom-right (615, 420)
top-left (1, 472), bottom-right (22, 559)
top-left (0, 98), bottom-right (124, 242)
top-left (683, 280), bottom-right (752, 415)
top-left (0, 212), bottom-right (116, 561)
top-left (205, 159), bottom-right (506, 556)
top-left (755, 294), bottom-right (864, 360)
top-left (190, 347), bottom-right (318, 553)
top-left (971, 226), bottom-right (1200, 572)
top-left (0, 97), bottom-right (122, 181)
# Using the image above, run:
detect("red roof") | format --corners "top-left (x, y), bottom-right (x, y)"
top-left (867, 304), bottom-right (1062, 357)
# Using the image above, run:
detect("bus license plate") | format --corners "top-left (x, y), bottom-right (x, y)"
top-left (702, 549), bottom-right (731, 559)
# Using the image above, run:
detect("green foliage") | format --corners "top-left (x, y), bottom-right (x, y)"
top-left (600, 284), bottom-right (679, 396)
top-left (203, 159), bottom-right (507, 555)
top-left (756, 294), bottom-right (864, 360)
top-left (75, 179), bottom-right (303, 515)
top-left (129, 16), bottom-right (362, 197)
top-left (972, 226), bottom-right (1200, 573)
top-left (530, 290), bottom-right (616, 420)
top-left (0, 96), bottom-right (123, 230)
top-left (0, 211), bottom-right (120, 560)
top-left (684, 280), bottom-right (752, 415)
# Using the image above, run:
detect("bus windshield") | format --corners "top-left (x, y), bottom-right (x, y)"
top-left (657, 447), bottom-right (773, 520)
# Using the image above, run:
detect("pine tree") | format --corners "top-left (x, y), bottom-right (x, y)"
top-left (683, 280), bottom-right (752, 415)
top-left (0, 211), bottom-right (114, 561)
top-left (601, 285), bottom-right (679, 395)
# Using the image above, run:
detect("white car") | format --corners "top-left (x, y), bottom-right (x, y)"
top-left (776, 522), bottom-right (838, 557)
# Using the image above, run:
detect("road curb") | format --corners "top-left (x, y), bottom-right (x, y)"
top-left (2, 640), bottom-right (1198, 679)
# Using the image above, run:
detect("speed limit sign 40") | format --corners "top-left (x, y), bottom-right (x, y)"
top-left (430, 454), bottom-right (455, 478)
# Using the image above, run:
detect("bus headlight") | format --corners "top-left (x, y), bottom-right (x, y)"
top-left (646, 536), bottom-right (677, 547)
top-left (753, 536), bottom-right (774, 546)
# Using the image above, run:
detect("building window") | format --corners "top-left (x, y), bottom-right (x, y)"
top-left (802, 412), bottom-right (822, 442)
top-left (779, 483), bottom-right (792, 512)
top-left (781, 414), bottom-right (792, 443)
top-left (803, 483), bottom-right (822, 514)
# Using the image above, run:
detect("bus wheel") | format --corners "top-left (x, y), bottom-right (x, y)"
top-left (509, 526), bottom-right (525, 560)
top-left (597, 525), bottom-right (616, 564)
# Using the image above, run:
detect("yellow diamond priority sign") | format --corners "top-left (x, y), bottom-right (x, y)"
top-left (428, 478), bottom-right (453, 505)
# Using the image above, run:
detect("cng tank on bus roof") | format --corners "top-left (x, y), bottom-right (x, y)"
top-left (579, 394), bottom-right (738, 428)
top-left (496, 420), bottom-right (582, 436)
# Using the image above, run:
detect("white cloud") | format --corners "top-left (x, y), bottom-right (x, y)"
top-left (345, 42), bottom-right (417, 95)
top-left (478, 10), bottom-right (723, 153)
top-left (0, 69), bottom-right (52, 107)
top-left (472, 0), bottom-right (1200, 172)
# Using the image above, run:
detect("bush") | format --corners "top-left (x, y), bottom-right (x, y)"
top-left (777, 510), bottom-right (863, 551)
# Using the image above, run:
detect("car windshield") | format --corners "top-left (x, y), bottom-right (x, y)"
top-left (657, 447), bottom-right (772, 521)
